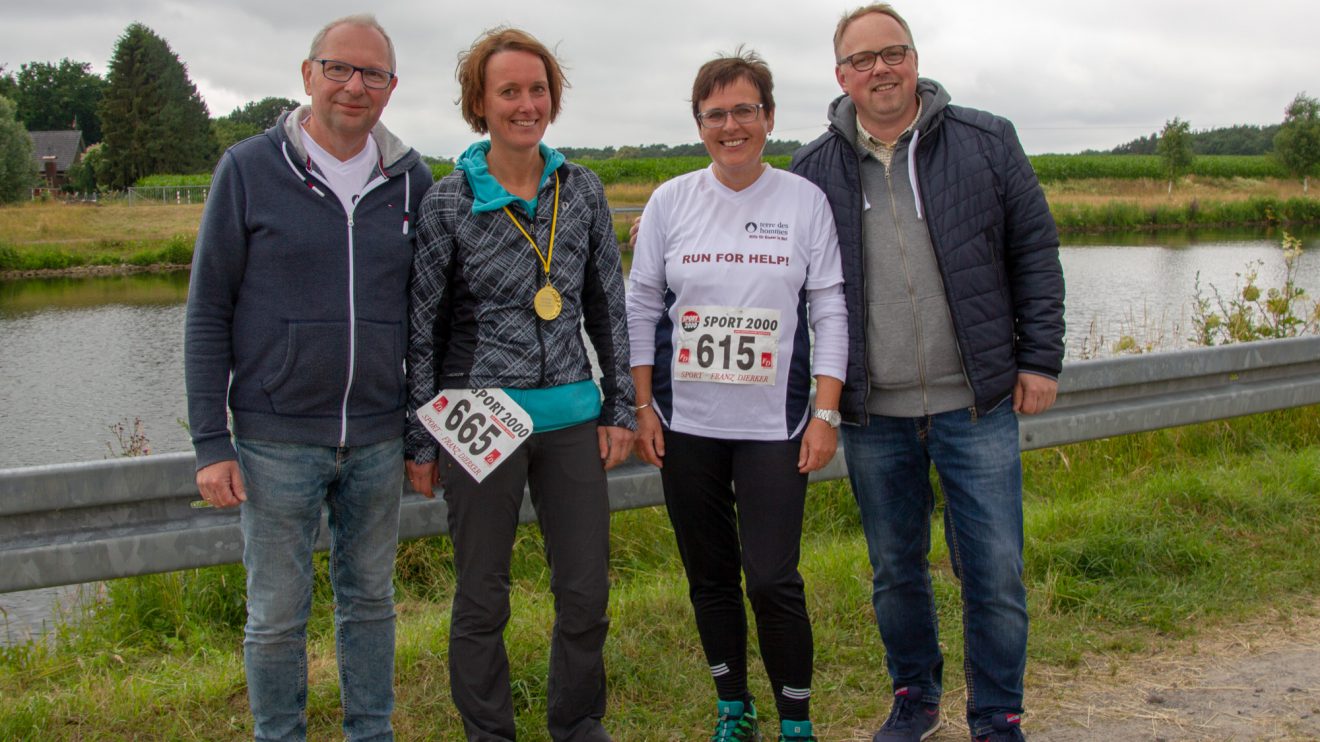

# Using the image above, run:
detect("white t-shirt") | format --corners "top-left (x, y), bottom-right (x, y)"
top-left (627, 165), bottom-right (847, 440)
top-left (301, 121), bottom-right (380, 215)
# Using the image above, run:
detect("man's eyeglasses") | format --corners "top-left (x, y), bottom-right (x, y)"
top-left (696, 103), bottom-right (765, 129)
top-left (312, 59), bottom-right (395, 89)
top-left (837, 44), bottom-right (914, 72)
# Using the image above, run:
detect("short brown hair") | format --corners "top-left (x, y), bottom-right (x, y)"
top-left (690, 46), bottom-right (775, 121)
top-left (456, 27), bottom-right (568, 134)
top-left (833, 4), bottom-right (915, 60)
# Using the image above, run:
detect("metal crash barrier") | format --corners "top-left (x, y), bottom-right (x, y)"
top-left (3, 335), bottom-right (1319, 594)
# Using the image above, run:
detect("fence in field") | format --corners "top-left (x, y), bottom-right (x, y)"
top-left (125, 186), bottom-right (210, 205)
top-left (2, 335), bottom-right (1319, 594)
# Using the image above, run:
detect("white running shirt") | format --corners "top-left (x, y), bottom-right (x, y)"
top-left (627, 166), bottom-right (847, 440)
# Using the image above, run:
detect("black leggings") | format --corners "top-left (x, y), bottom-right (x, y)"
top-left (660, 429), bottom-right (814, 722)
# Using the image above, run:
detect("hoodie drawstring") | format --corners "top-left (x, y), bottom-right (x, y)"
top-left (907, 127), bottom-right (923, 221)
top-left (281, 141), bottom-right (326, 197)
top-left (402, 169), bottom-right (411, 235)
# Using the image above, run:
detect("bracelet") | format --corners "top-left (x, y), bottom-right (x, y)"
top-left (633, 402), bottom-right (652, 413)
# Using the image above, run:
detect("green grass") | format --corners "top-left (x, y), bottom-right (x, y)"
top-left (1030, 154), bottom-right (1287, 182)
top-left (0, 234), bottom-right (194, 272)
top-left (1, 406), bottom-right (1318, 739)
top-left (1050, 195), bottom-right (1320, 231)
top-left (134, 174), bottom-right (213, 188)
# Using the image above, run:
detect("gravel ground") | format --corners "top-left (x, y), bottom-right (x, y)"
top-left (835, 601), bottom-right (1320, 741)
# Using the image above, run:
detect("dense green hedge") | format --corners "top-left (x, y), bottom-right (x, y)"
top-left (133, 174), bottom-right (214, 187)
top-left (1030, 154), bottom-right (1287, 182)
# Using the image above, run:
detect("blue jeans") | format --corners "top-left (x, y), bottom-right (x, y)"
top-left (236, 437), bottom-right (404, 741)
top-left (841, 404), bottom-right (1026, 735)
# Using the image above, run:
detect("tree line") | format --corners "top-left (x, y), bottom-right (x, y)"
top-left (0, 22), bottom-right (1318, 203)
top-left (1149, 97), bottom-right (1320, 193)
top-left (0, 23), bottom-right (298, 200)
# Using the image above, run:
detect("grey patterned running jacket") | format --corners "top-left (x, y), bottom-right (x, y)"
top-left (405, 162), bottom-right (635, 464)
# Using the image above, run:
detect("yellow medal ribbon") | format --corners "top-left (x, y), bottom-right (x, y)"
top-left (503, 172), bottom-right (562, 320)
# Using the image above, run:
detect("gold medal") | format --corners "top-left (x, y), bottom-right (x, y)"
top-left (503, 172), bottom-right (564, 321)
top-left (534, 284), bottom-right (562, 320)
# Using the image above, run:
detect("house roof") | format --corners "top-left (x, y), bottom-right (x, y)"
top-left (29, 130), bottom-right (85, 172)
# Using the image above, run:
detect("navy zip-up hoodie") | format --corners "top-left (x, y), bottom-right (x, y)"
top-left (186, 107), bottom-right (434, 470)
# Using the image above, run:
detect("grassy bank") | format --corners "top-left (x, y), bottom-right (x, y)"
top-left (1, 406), bottom-right (1317, 739)
top-left (0, 202), bottom-right (202, 272)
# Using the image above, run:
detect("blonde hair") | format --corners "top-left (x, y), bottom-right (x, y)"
top-left (833, 4), bottom-right (915, 60)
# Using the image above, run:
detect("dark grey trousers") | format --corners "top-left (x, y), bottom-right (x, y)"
top-left (442, 421), bottom-right (613, 742)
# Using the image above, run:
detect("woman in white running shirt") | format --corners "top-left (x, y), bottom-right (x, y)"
top-left (626, 48), bottom-right (847, 742)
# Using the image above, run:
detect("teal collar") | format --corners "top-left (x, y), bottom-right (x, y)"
top-left (455, 140), bottom-right (566, 218)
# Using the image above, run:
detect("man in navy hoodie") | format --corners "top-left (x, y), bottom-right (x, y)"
top-left (185, 14), bottom-right (431, 740)
top-left (791, 4), bottom-right (1064, 742)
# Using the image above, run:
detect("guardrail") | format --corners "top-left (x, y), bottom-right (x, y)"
top-left (3, 335), bottom-right (1320, 594)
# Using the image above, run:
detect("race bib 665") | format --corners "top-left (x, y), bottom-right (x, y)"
top-left (416, 388), bottom-right (532, 483)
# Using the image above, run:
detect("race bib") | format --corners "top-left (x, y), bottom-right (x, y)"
top-left (415, 388), bottom-right (532, 483)
top-left (673, 306), bottom-right (780, 385)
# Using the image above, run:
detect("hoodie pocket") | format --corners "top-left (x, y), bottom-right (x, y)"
top-left (348, 319), bottom-right (406, 415)
top-left (261, 321), bottom-right (350, 417)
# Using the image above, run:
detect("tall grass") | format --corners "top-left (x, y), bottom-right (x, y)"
top-left (1049, 195), bottom-right (1320, 231)
top-left (2, 405), bottom-right (1317, 739)
top-left (0, 234), bottom-right (194, 271)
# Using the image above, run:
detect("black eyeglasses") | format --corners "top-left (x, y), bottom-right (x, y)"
top-left (837, 44), bottom-right (914, 72)
top-left (312, 58), bottom-right (395, 89)
top-left (696, 103), bottom-right (765, 129)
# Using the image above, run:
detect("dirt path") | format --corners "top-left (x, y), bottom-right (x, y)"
top-left (1026, 602), bottom-right (1320, 741)
top-left (842, 602), bottom-right (1320, 741)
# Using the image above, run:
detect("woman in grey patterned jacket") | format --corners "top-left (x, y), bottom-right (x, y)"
top-left (404, 26), bottom-right (635, 742)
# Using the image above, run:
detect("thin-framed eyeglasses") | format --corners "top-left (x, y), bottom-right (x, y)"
top-left (696, 103), bottom-right (765, 129)
top-left (837, 44), bottom-right (913, 72)
top-left (312, 58), bottom-right (395, 89)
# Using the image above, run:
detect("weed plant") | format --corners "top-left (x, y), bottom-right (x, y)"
top-left (1188, 231), bottom-right (1320, 344)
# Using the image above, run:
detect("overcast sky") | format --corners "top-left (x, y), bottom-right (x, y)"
top-left (3, 0), bottom-right (1316, 157)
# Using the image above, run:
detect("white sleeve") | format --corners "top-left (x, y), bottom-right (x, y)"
top-left (802, 183), bottom-right (847, 380)
top-left (625, 192), bottom-right (670, 368)
top-left (626, 279), bottom-right (666, 368)
top-left (803, 186), bottom-right (844, 291)
top-left (807, 286), bottom-right (848, 381)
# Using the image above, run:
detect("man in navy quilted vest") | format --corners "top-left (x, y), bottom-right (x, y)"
top-left (791, 5), bottom-right (1065, 742)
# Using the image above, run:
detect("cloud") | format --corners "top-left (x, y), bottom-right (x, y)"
top-left (3, 0), bottom-right (1316, 156)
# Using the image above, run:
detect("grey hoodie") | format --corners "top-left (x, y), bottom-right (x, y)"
top-left (828, 81), bottom-right (975, 417)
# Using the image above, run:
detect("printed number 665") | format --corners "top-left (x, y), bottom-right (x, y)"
top-left (445, 398), bottom-right (502, 455)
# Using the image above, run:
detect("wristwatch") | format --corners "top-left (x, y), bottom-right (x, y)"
top-left (812, 408), bottom-right (841, 429)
